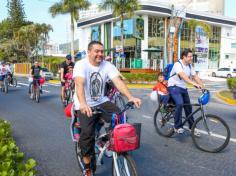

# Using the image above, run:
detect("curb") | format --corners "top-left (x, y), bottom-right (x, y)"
top-left (216, 91), bottom-right (236, 106)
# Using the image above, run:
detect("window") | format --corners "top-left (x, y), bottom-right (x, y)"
top-left (231, 43), bottom-right (236, 48)
top-left (225, 68), bottom-right (230, 71)
top-left (225, 55), bottom-right (229, 59)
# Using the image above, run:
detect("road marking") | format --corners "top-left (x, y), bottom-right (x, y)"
top-left (42, 90), bottom-right (50, 93)
top-left (154, 119), bottom-right (236, 144)
top-left (45, 83), bottom-right (60, 87)
top-left (142, 115), bottom-right (152, 119)
top-left (18, 82), bottom-right (29, 86)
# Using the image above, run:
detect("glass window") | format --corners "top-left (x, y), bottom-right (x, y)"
top-left (231, 43), bottom-right (236, 48)
top-left (91, 25), bottom-right (101, 41)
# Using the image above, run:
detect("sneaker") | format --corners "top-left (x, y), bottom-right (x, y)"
top-left (174, 128), bottom-right (185, 134)
top-left (83, 168), bottom-right (92, 176)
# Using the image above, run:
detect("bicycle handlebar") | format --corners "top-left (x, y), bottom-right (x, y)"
top-left (92, 102), bottom-right (135, 115)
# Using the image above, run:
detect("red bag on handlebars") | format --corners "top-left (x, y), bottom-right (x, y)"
top-left (110, 123), bottom-right (139, 152)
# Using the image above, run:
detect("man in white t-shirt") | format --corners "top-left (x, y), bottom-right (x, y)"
top-left (73, 41), bottom-right (141, 175)
top-left (0, 61), bottom-right (11, 88)
top-left (168, 49), bottom-right (203, 134)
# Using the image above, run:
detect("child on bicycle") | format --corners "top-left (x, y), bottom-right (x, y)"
top-left (153, 73), bottom-right (169, 111)
top-left (64, 66), bottom-right (73, 81)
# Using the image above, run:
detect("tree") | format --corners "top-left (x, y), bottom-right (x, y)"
top-left (7, 0), bottom-right (26, 30)
top-left (187, 19), bottom-right (212, 50)
top-left (49, 0), bottom-right (90, 62)
top-left (15, 23), bottom-right (53, 62)
top-left (99, 0), bottom-right (141, 52)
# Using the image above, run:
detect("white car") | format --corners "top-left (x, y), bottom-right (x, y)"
top-left (41, 68), bottom-right (54, 80)
top-left (212, 67), bottom-right (236, 78)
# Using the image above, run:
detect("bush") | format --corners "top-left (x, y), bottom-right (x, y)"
top-left (227, 78), bottom-right (236, 91)
top-left (0, 119), bottom-right (37, 176)
top-left (122, 73), bottom-right (158, 83)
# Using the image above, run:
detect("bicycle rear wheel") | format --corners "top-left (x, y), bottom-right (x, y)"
top-left (192, 114), bottom-right (230, 153)
top-left (153, 104), bottom-right (175, 137)
top-left (112, 152), bottom-right (138, 176)
top-left (12, 78), bottom-right (17, 87)
top-left (4, 78), bottom-right (8, 93)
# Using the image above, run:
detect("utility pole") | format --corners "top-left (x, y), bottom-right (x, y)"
top-left (168, 5), bottom-right (175, 64)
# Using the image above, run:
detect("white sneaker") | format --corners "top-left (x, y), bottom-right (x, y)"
top-left (174, 128), bottom-right (185, 134)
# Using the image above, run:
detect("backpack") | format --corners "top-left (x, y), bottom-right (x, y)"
top-left (163, 60), bottom-right (191, 80)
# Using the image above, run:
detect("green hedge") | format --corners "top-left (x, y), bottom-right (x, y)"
top-left (0, 119), bottom-right (37, 176)
top-left (122, 73), bottom-right (158, 83)
top-left (227, 78), bottom-right (236, 91)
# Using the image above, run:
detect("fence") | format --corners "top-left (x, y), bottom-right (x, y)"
top-left (14, 63), bottom-right (52, 75)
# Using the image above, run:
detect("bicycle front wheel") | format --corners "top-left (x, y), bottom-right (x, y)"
top-left (4, 78), bottom-right (8, 93)
top-left (35, 87), bottom-right (40, 103)
top-left (75, 142), bottom-right (84, 174)
top-left (192, 114), bottom-right (230, 153)
top-left (153, 105), bottom-right (175, 137)
top-left (12, 78), bottom-right (17, 87)
top-left (112, 152), bottom-right (138, 176)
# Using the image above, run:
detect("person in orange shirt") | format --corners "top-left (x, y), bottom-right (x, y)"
top-left (153, 73), bottom-right (169, 106)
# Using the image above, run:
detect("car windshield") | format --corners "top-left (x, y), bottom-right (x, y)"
top-left (42, 68), bottom-right (49, 72)
top-left (233, 68), bottom-right (236, 72)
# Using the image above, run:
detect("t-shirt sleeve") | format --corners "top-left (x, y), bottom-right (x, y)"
top-left (73, 61), bottom-right (85, 78)
top-left (174, 62), bottom-right (184, 74)
top-left (107, 63), bottom-right (120, 80)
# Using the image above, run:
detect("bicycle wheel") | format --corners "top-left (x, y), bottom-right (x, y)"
top-left (75, 142), bottom-right (85, 174)
top-left (35, 87), bottom-right (40, 103)
top-left (12, 78), bottom-right (17, 87)
top-left (191, 114), bottom-right (230, 153)
top-left (114, 94), bottom-right (126, 110)
top-left (112, 152), bottom-right (138, 176)
top-left (66, 89), bottom-right (71, 106)
top-left (153, 104), bottom-right (175, 137)
top-left (4, 78), bottom-right (8, 93)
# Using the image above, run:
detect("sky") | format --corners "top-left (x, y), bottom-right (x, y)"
top-left (0, 0), bottom-right (236, 44)
top-left (0, 0), bottom-right (100, 44)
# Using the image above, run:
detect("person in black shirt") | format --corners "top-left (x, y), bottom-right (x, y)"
top-left (29, 61), bottom-right (43, 94)
top-left (60, 54), bottom-right (75, 104)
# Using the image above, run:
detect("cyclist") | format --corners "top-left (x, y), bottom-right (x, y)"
top-left (60, 54), bottom-right (75, 105)
top-left (29, 61), bottom-right (43, 94)
top-left (0, 61), bottom-right (11, 88)
top-left (73, 41), bottom-right (141, 176)
top-left (168, 49), bottom-right (204, 134)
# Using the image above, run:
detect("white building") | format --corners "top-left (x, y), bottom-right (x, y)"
top-left (76, 0), bottom-right (236, 70)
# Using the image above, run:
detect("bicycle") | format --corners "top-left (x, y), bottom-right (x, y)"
top-left (64, 79), bottom-right (74, 106)
top-left (153, 89), bottom-right (230, 153)
top-left (71, 102), bottom-right (140, 176)
top-left (7, 72), bottom-right (17, 87)
top-left (29, 78), bottom-right (44, 103)
top-left (1, 76), bottom-right (9, 93)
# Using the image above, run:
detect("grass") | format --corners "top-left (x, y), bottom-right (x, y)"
top-left (219, 90), bottom-right (234, 99)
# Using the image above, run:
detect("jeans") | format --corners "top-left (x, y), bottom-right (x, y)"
top-left (160, 95), bottom-right (170, 105)
top-left (168, 86), bottom-right (194, 129)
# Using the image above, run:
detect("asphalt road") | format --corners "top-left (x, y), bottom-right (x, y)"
top-left (0, 77), bottom-right (236, 176)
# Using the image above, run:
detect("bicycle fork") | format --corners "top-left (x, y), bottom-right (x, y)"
top-left (200, 104), bottom-right (211, 135)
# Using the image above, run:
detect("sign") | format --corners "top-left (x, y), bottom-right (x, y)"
top-left (194, 26), bottom-right (209, 71)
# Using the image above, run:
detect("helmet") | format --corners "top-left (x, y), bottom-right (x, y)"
top-left (198, 90), bottom-right (210, 105)
top-left (66, 54), bottom-right (72, 60)
top-left (39, 78), bottom-right (45, 85)
top-left (64, 103), bottom-right (73, 118)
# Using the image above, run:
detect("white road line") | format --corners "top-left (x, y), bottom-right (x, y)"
top-left (45, 83), bottom-right (60, 87)
top-left (154, 119), bottom-right (236, 144)
top-left (42, 90), bottom-right (50, 93)
top-left (18, 82), bottom-right (29, 86)
top-left (142, 115), bottom-right (152, 119)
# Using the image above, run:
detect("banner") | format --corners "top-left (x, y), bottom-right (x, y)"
top-left (194, 26), bottom-right (209, 71)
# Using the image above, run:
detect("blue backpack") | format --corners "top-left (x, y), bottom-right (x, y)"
top-left (163, 60), bottom-right (191, 80)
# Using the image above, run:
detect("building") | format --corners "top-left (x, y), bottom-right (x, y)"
top-left (77, 0), bottom-right (236, 71)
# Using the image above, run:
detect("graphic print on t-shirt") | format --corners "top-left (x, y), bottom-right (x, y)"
top-left (90, 72), bottom-right (103, 101)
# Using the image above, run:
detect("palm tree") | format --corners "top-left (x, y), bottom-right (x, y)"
top-left (187, 19), bottom-right (212, 50)
top-left (49, 0), bottom-right (90, 62)
top-left (99, 0), bottom-right (140, 53)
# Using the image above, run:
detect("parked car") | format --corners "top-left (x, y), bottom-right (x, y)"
top-left (212, 67), bottom-right (236, 78)
top-left (41, 68), bottom-right (53, 80)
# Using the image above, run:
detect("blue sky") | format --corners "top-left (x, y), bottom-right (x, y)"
top-left (0, 0), bottom-right (236, 44)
